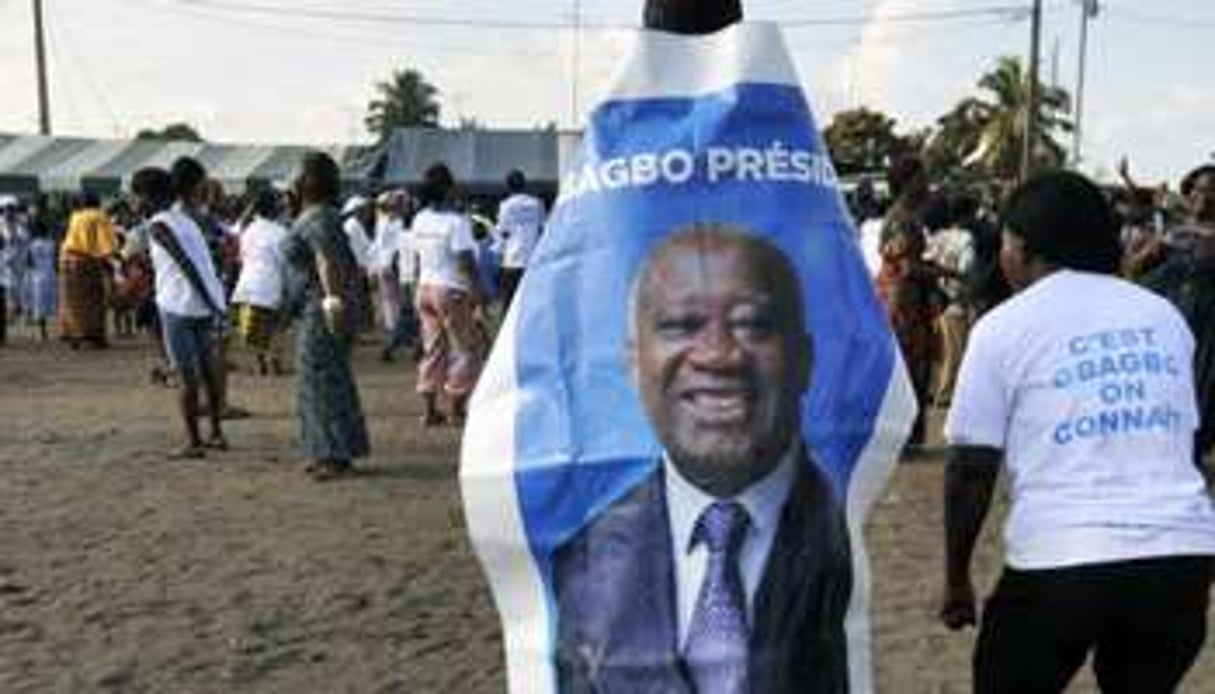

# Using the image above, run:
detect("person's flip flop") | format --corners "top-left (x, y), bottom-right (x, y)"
top-left (220, 406), bottom-right (252, 421)
top-left (308, 463), bottom-right (355, 482)
top-left (168, 445), bottom-right (207, 460)
top-left (204, 436), bottom-right (229, 451)
top-left (421, 412), bottom-right (448, 428)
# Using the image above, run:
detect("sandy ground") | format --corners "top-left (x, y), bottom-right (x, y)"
top-left (1, 330), bottom-right (1213, 693)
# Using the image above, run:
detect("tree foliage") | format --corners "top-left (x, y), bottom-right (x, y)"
top-left (822, 107), bottom-right (913, 175)
top-left (365, 68), bottom-right (441, 142)
top-left (135, 122), bottom-right (203, 142)
top-left (926, 56), bottom-right (1072, 181)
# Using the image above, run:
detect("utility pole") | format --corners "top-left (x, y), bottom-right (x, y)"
top-left (1072, 0), bottom-right (1100, 166)
top-left (1021, 0), bottom-right (1043, 182)
top-left (32, 0), bottom-right (52, 135)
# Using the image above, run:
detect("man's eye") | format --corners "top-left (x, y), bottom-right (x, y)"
top-left (731, 315), bottom-right (777, 339)
top-left (655, 317), bottom-right (703, 337)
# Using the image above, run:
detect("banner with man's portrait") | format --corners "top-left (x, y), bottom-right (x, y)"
top-left (462, 22), bottom-right (915, 694)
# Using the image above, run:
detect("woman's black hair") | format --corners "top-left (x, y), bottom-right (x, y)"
top-left (506, 169), bottom-right (526, 193)
top-left (297, 151), bottom-right (341, 204)
top-left (419, 162), bottom-right (456, 208)
top-left (251, 187), bottom-right (280, 219)
top-left (1181, 164), bottom-right (1215, 196)
top-left (1001, 170), bottom-right (1122, 275)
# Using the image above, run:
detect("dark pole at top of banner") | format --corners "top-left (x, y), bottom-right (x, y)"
top-left (643, 0), bottom-right (742, 34)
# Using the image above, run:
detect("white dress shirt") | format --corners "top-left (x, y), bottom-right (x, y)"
top-left (664, 444), bottom-right (797, 648)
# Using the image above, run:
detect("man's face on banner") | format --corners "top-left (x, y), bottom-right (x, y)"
top-left (630, 228), bottom-right (812, 498)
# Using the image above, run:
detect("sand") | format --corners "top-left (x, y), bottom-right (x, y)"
top-left (1, 334), bottom-right (1212, 692)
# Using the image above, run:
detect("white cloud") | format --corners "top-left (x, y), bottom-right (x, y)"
top-left (1085, 81), bottom-right (1215, 185)
top-left (853, 0), bottom-right (918, 107)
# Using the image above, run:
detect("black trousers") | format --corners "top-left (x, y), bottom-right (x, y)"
top-left (0, 286), bottom-right (7, 344)
top-left (975, 556), bottom-right (1212, 694)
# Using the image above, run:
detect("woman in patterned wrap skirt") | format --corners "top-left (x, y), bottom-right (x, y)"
top-left (58, 194), bottom-right (116, 348)
top-left (281, 152), bottom-right (369, 480)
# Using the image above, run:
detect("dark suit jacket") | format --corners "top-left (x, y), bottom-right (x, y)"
top-left (552, 448), bottom-right (853, 693)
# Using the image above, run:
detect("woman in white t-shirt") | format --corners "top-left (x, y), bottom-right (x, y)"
top-left (231, 189), bottom-right (289, 375)
top-left (941, 171), bottom-right (1215, 693)
top-left (411, 163), bottom-right (485, 426)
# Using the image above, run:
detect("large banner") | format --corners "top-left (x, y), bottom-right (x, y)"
top-left (462, 22), bottom-right (914, 694)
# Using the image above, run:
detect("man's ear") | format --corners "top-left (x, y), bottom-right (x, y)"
top-left (626, 334), bottom-right (641, 386)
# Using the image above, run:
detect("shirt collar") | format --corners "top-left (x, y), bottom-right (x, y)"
top-left (664, 442), bottom-right (798, 555)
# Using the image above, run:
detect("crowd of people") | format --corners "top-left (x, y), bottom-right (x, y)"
top-left (4, 144), bottom-right (1215, 688)
top-left (0, 155), bottom-right (549, 480)
top-left (4, 153), bottom-right (1213, 467)
top-left (846, 157), bottom-right (1215, 690)
top-left (848, 156), bottom-right (1215, 460)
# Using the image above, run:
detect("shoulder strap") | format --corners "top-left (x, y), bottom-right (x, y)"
top-left (150, 219), bottom-right (223, 317)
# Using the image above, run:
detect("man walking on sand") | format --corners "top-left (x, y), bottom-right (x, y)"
top-left (132, 161), bottom-right (229, 459)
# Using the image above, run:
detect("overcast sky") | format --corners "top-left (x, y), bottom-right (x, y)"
top-left (0, 0), bottom-right (1210, 184)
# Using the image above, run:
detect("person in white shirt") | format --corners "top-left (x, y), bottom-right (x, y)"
top-left (231, 189), bottom-right (289, 376)
top-left (1, 200), bottom-right (30, 322)
top-left (368, 190), bottom-right (405, 354)
top-left (376, 190), bottom-right (420, 362)
top-left (0, 228), bottom-right (10, 346)
top-left (133, 159), bottom-right (229, 459)
top-left (411, 163), bottom-right (485, 426)
top-left (923, 195), bottom-right (978, 406)
top-left (22, 225), bottom-right (57, 342)
top-left (340, 195), bottom-right (376, 335)
top-left (340, 196), bottom-right (374, 271)
top-left (941, 171), bottom-right (1215, 693)
top-left (494, 169), bottom-right (546, 309)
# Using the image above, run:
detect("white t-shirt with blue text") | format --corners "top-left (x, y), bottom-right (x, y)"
top-left (945, 270), bottom-right (1215, 570)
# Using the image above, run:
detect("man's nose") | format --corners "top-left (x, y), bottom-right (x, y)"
top-left (689, 323), bottom-right (745, 369)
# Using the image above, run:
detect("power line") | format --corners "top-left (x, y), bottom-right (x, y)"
top-left (46, 0), bottom-right (122, 135)
top-left (1103, 5), bottom-right (1215, 28)
top-left (162, 0), bottom-right (1043, 31)
top-left (783, 4), bottom-right (1031, 28)
top-left (168, 0), bottom-right (614, 30)
top-left (131, 0), bottom-right (558, 57)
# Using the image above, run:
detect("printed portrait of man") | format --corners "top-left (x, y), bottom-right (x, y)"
top-left (552, 223), bottom-right (853, 693)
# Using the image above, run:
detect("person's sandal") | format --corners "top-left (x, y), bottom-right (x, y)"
top-left (421, 411), bottom-right (448, 427)
top-left (168, 444), bottom-right (207, 460)
top-left (204, 435), bottom-right (229, 451)
top-left (308, 461), bottom-right (355, 482)
top-left (220, 406), bottom-right (252, 421)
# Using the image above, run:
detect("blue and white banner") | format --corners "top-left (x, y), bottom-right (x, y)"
top-left (462, 22), bottom-right (914, 694)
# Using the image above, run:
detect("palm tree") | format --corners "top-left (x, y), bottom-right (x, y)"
top-left (364, 69), bottom-right (441, 142)
top-left (967, 56), bottom-right (1072, 181)
top-left (923, 97), bottom-right (987, 180)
